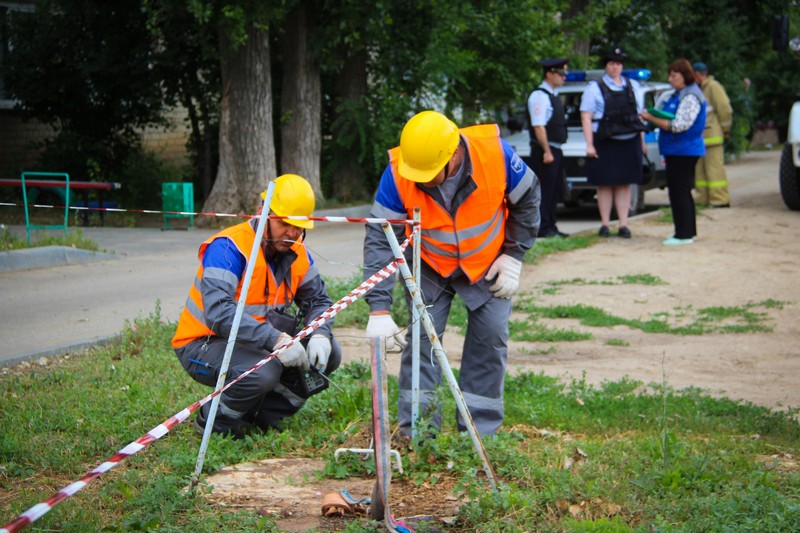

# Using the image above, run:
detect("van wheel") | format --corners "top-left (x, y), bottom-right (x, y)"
top-left (629, 183), bottom-right (645, 215)
top-left (779, 144), bottom-right (800, 211)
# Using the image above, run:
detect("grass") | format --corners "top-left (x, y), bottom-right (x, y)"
top-left (524, 234), bottom-right (598, 264)
top-left (513, 297), bottom-right (785, 336)
top-left (0, 227), bottom-right (100, 252)
top-left (653, 205), bottom-right (709, 225)
top-left (1, 310), bottom-right (798, 531)
top-left (2, 224), bottom-right (797, 530)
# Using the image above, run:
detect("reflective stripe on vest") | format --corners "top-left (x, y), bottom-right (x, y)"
top-left (389, 124), bottom-right (508, 282)
top-left (171, 221), bottom-right (310, 349)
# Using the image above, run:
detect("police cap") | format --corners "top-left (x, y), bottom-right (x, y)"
top-left (603, 46), bottom-right (627, 64)
top-left (540, 57), bottom-right (569, 75)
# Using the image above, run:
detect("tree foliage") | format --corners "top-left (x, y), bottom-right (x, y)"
top-left (602, 0), bottom-right (800, 148)
top-left (143, 0), bottom-right (222, 199)
top-left (3, 0), bottom-right (166, 179)
top-left (13, 0), bottom-right (796, 207)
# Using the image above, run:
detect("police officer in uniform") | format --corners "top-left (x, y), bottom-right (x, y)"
top-left (527, 58), bottom-right (569, 238)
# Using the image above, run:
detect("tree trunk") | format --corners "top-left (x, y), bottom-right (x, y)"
top-left (280, 4), bottom-right (322, 200)
top-left (331, 47), bottom-right (369, 202)
top-left (200, 25), bottom-right (276, 225)
top-left (567, 0), bottom-right (591, 57)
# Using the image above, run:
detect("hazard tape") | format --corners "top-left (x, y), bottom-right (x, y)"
top-left (1, 229), bottom-right (417, 533)
top-left (0, 201), bottom-right (415, 226)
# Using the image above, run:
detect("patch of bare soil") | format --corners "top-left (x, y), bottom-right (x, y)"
top-left (202, 456), bottom-right (461, 532)
top-left (203, 150), bottom-right (800, 531)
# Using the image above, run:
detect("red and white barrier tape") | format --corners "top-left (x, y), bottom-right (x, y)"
top-left (1, 230), bottom-right (416, 533)
top-left (0, 201), bottom-right (415, 226)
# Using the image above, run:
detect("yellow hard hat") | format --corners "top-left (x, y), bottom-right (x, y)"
top-left (398, 110), bottom-right (460, 183)
top-left (260, 174), bottom-right (315, 229)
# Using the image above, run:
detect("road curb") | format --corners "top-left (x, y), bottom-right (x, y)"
top-left (0, 246), bottom-right (118, 272)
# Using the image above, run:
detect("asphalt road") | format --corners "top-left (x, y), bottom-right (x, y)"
top-left (0, 192), bottom-right (662, 366)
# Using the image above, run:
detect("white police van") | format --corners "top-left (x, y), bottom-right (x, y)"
top-left (504, 69), bottom-right (671, 214)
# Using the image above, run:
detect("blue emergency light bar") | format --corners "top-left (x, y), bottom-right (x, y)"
top-left (565, 69), bottom-right (652, 82)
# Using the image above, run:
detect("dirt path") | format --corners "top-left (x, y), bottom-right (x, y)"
top-left (336, 150), bottom-right (800, 411)
top-left (508, 149), bottom-right (800, 410)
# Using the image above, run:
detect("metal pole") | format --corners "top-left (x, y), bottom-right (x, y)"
top-left (411, 208), bottom-right (421, 438)
top-left (380, 223), bottom-right (498, 490)
top-left (368, 337), bottom-right (391, 520)
top-left (192, 182), bottom-right (276, 484)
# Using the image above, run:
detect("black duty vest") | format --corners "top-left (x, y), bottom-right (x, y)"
top-left (593, 77), bottom-right (646, 140)
top-left (527, 88), bottom-right (568, 145)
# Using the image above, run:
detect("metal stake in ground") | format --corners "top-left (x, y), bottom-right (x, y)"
top-left (380, 223), bottom-right (499, 491)
top-left (369, 336), bottom-right (391, 520)
top-left (410, 207), bottom-right (422, 438)
top-left (369, 336), bottom-right (416, 532)
top-left (191, 182), bottom-right (276, 484)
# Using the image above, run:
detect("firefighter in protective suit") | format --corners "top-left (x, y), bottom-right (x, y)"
top-left (172, 174), bottom-right (341, 438)
top-left (363, 110), bottom-right (540, 437)
top-left (693, 62), bottom-right (733, 207)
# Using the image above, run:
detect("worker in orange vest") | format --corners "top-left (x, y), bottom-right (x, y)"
top-left (172, 174), bottom-right (341, 438)
top-left (363, 111), bottom-right (540, 437)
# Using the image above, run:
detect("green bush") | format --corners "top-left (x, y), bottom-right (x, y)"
top-left (117, 149), bottom-right (188, 211)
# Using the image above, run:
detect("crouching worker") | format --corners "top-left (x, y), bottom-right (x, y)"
top-left (171, 174), bottom-right (341, 438)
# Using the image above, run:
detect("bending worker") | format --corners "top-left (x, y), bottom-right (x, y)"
top-left (363, 110), bottom-right (540, 437)
top-left (172, 174), bottom-right (341, 438)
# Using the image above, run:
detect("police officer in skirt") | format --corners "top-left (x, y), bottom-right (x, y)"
top-left (580, 46), bottom-right (647, 238)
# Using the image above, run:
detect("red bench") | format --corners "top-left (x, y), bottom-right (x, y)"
top-left (0, 173), bottom-right (122, 242)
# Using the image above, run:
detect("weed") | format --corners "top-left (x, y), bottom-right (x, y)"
top-left (617, 273), bottom-right (666, 285)
top-left (543, 274), bottom-right (666, 288)
top-left (510, 319), bottom-right (592, 342)
top-left (325, 273), bottom-right (409, 328)
top-left (524, 234), bottom-right (597, 264)
top-left (0, 227), bottom-right (100, 251)
top-left (514, 297), bottom-right (784, 336)
top-left (517, 345), bottom-right (558, 356)
top-left (605, 339), bottom-right (629, 347)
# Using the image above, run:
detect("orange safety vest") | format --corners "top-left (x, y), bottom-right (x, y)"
top-left (171, 221), bottom-right (310, 349)
top-left (389, 124), bottom-right (508, 282)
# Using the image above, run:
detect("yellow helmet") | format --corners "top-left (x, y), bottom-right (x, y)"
top-left (398, 110), bottom-right (460, 183)
top-left (260, 174), bottom-right (315, 229)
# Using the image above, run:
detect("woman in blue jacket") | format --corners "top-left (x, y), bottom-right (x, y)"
top-left (641, 59), bottom-right (706, 245)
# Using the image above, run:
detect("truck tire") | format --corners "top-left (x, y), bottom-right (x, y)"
top-left (780, 144), bottom-right (800, 211)
top-left (629, 183), bottom-right (645, 215)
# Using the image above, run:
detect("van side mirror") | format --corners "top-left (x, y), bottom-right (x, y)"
top-left (773, 15), bottom-right (789, 51)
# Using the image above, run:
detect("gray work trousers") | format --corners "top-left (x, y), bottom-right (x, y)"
top-left (176, 335), bottom-right (341, 433)
top-left (397, 287), bottom-right (511, 437)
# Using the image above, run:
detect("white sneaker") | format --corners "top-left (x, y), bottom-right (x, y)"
top-left (662, 237), bottom-right (694, 246)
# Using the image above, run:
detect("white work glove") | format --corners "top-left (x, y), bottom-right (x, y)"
top-left (366, 313), bottom-right (407, 352)
top-left (307, 334), bottom-right (331, 372)
top-left (274, 333), bottom-right (309, 370)
top-left (485, 254), bottom-right (522, 299)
